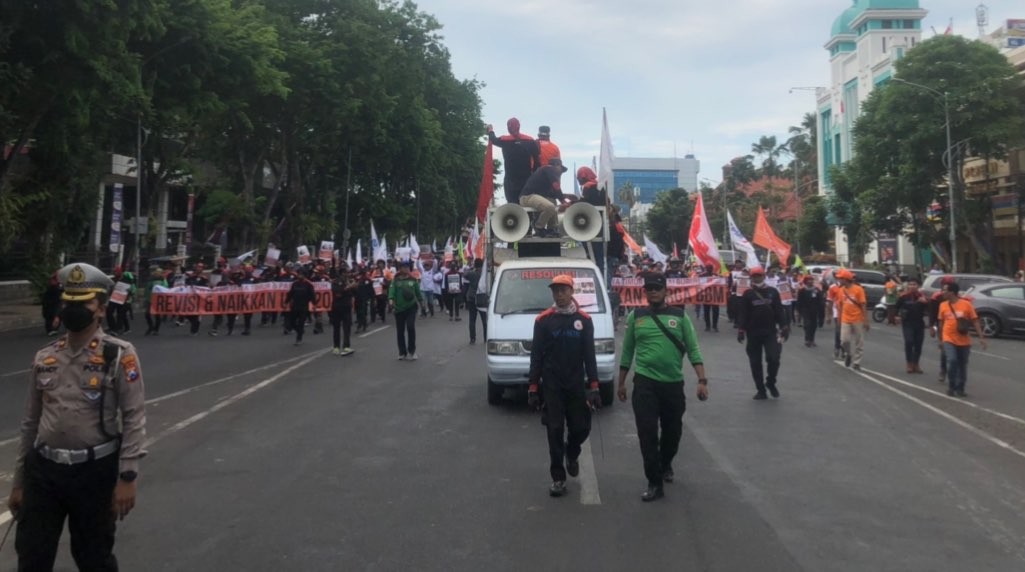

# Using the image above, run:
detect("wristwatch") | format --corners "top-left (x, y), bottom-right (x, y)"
top-left (119, 471), bottom-right (138, 483)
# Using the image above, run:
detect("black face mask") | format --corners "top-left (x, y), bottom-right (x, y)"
top-left (61, 303), bottom-right (97, 332)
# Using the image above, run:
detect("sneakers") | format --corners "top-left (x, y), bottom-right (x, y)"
top-left (844, 352), bottom-right (852, 368)
top-left (853, 364), bottom-right (861, 371)
top-left (641, 483), bottom-right (664, 502)
top-left (340, 347), bottom-right (354, 356)
top-left (753, 392), bottom-right (768, 400)
top-left (397, 354), bottom-right (407, 361)
top-left (956, 390), bottom-right (967, 398)
top-left (767, 383), bottom-right (780, 398)
top-left (408, 353), bottom-right (419, 360)
top-left (332, 347), bottom-right (341, 355)
top-left (207, 329), bottom-right (218, 336)
top-left (662, 468), bottom-right (674, 483)
top-left (566, 457), bottom-right (579, 478)
top-left (549, 481), bottom-right (567, 497)
top-left (294, 340), bottom-right (303, 346)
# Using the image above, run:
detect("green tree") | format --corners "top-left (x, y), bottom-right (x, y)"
top-left (751, 135), bottom-right (787, 178)
top-left (644, 188), bottom-right (694, 252)
top-left (797, 195), bottom-right (832, 254)
top-left (850, 35), bottom-right (1025, 271)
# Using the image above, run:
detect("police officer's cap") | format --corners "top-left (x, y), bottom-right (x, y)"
top-left (642, 272), bottom-right (666, 290)
top-left (58, 263), bottom-right (114, 302)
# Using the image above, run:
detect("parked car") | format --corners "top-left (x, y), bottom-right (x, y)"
top-left (962, 283), bottom-right (1025, 338)
top-left (920, 273), bottom-right (1012, 298)
top-left (821, 268), bottom-right (888, 306)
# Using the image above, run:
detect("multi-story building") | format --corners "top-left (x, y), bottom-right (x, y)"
top-left (816, 0), bottom-right (927, 266)
top-left (612, 155), bottom-right (699, 215)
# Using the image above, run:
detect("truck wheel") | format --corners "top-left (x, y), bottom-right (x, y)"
top-left (487, 378), bottom-right (503, 405)
top-left (600, 382), bottom-right (614, 407)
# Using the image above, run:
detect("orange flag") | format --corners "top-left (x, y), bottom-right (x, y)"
top-left (475, 142), bottom-right (494, 223)
top-left (618, 222), bottom-right (643, 255)
top-left (753, 206), bottom-right (791, 265)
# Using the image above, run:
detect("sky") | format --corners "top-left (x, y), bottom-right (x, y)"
top-left (415, 0), bottom-right (1022, 186)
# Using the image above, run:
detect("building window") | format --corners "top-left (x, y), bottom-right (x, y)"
top-left (882, 20), bottom-right (893, 29)
top-left (903, 20), bottom-right (915, 29)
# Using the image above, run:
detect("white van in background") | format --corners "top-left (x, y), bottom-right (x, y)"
top-left (483, 258), bottom-right (616, 406)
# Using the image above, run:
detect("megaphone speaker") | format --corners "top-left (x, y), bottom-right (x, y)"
top-left (492, 203), bottom-right (530, 243)
top-left (561, 202), bottom-right (602, 242)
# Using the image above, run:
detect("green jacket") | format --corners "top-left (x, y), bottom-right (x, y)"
top-left (388, 275), bottom-right (423, 313)
top-left (620, 306), bottom-right (703, 383)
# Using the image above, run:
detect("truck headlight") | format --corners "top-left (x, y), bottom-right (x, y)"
top-left (487, 340), bottom-right (523, 355)
top-left (594, 338), bottom-right (616, 354)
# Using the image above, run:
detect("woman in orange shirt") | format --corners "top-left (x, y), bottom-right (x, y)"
top-left (936, 282), bottom-right (987, 397)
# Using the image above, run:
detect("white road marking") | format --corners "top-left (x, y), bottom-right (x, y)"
top-left (0, 510), bottom-right (10, 526)
top-left (0, 368), bottom-right (29, 378)
top-left (143, 349), bottom-right (327, 448)
top-left (850, 368), bottom-right (1025, 461)
top-left (0, 350), bottom-right (327, 448)
top-left (146, 349), bottom-right (325, 405)
top-left (973, 350), bottom-right (1010, 361)
top-left (862, 367), bottom-right (1025, 427)
top-left (358, 326), bottom-right (389, 338)
top-left (578, 440), bottom-right (601, 505)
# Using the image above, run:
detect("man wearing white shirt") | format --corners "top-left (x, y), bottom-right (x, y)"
top-left (419, 259), bottom-right (438, 317)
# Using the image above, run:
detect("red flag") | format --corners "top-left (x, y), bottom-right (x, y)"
top-left (688, 193), bottom-right (721, 269)
top-left (753, 206), bottom-right (791, 265)
top-left (475, 142), bottom-right (494, 223)
top-left (618, 222), bottom-right (643, 255)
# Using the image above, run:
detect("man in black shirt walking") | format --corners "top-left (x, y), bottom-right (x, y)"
top-left (737, 266), bottom-right (789, 400)
top-left (528, 274), bottom-right (600, 498)
top-left (285, 269), bottom-right (316, 346)
top-left (896, 276), bottom-right (929, 374)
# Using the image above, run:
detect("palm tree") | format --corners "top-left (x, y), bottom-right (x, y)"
top-left (751, 135), bottom-right (786, 178)
top-left (785, 112), bottom-right (818, 181)
top-left (617, 182), bottom-right (637, 209)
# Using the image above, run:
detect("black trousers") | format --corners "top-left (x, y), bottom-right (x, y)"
top-left (442, 293), bottom-right (461, 318)
top-left (42, 306), bottom-right (59, 334)
top-left (631, 375), bottom-right (685, 486)
top-left (331, 306), bottom-right (353, 349)
top-left (803, 312), bottom-right (819, 343)
top-left (16, 451), bottom-right (119, 572)
top-left (373, 297), bottom-right (388, 322)
top-left (902, 322), bottom-right (925, 364)
top-left (746, 333), bottom-right (781, 393)
top-left (543, 384), bottom-right (591, 482)
top-left (292, 308), bottom-right (310, 342)
top-left (187, 314), bottom-right (201, 334)
top-left (394, 307), bottom-right (417, 355)
top-left (703, 304), bottom-right (719, 330)
top-left (355, 299), bottom-right (369, 329)
top-left (468, 307), bottom-right (487, 342)
top-left (727, 295), bottom-right (740, 324)
top-left (144, 311), bottom-right (161, 333)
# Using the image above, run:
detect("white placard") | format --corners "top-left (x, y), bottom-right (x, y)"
top-left (297, 245), bottom-right (311, 265)
top-left (109, 282), bottom-right (131, 305)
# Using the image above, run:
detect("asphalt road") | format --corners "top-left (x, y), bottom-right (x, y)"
top-left (1, 310), bottom-right (1024, 571)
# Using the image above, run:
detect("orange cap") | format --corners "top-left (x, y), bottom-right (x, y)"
top-left (549, 274), bottom-right (575, 288)
top-left (836, 269), bottom-right (854, 280)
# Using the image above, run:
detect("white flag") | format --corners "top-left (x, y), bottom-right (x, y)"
top-left (728, 210), bottom-right (760, 268)
top-left (598, 108), bottom-right (615, 192)
top-left (410, 234), bottom-right (421, 258)
top-left (375, 235), bottom-right (388, 263)
top-left (370, 220), bottom-right (379, 252)
top-left (346, 248), bottom-right (353, 267)
top-left (643, 235), bottom-right (667, 264)
top-left (355, 239), bottom-right (363, 265)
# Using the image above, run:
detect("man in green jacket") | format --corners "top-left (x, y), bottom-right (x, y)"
top-left (618, 273), bottom-right (709, 502)
top-left (388, 260), bottom-right (424, 360)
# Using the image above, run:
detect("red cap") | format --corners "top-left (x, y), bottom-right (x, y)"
top-left (749, 266), bottom-right (765, 276)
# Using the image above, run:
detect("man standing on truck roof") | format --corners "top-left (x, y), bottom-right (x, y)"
top-left (618, 273), bottom-right (709, 502)
top-left (527, 274), bottom-right (601, 498)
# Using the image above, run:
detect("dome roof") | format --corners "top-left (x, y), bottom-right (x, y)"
top-left (831, 0), bottom-right (922, 38)
top-left (831, 2), bottom-right (860, 37)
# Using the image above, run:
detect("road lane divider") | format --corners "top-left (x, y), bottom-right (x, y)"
top-left (358, 325), bottom-right (389, 339)
top-left (848, 367), bottom-right (1025, 462)
top-left (972, 350), bottom-right (1010, 361)
top-left (143, 349), bottom-right (328, 448)
top-left (578, 440), bottom-right (601, 505)
top-left (0, 368), bottom-right (30, 379)
top-left (862, 367), bottom-right (1025, 427)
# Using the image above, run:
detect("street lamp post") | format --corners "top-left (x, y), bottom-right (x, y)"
top-left (892, 78), bottom-right (957, 272)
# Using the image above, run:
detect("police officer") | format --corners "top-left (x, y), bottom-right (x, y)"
top-left (737, 266), bottom-right (789, 400)
top-left (618, 273), bottom-right (708, 502)
top-left (528, 275), bottom-right (600, 498)
top-left (6, 262), bottom-right (147, 571)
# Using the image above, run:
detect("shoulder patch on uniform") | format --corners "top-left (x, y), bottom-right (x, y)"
top-left (576, 309), bottom-right (591, 320)
top-left (42, 356), bottom-right (58, 366)
top-left (535, 308), bottom-right (557, 322)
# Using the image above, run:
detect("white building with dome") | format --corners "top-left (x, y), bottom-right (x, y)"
top-left (816, 0), bottom-right (928, 266)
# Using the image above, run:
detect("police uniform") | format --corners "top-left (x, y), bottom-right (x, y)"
top-left (11, 263), bottom-right (147, 571)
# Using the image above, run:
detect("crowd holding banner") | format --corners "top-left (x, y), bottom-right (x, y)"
top-left (611, 277), bottom-right (729, 307)
top-left (149, 282), bottom-right (332, 316)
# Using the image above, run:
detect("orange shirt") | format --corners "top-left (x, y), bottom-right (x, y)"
top-left (837, 284), bottom-right (867, 324)
top-left (938, 298), bottom-right (978, 346)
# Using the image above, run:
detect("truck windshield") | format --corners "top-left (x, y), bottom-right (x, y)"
top-left (494, 268), bottom-right (606, 315)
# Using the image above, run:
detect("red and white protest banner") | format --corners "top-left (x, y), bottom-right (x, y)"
top-left (611, 277), bottom-right (728, 307)
top-left (149, 282), bottom-right (332, 316)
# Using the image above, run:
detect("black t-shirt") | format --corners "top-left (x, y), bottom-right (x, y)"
top-left (520, 165), bottom-right (564, 202)
top-left (896, 291), bottom-right (929, 326)
top-left (738, 286), bottom-right (787, 335)
top-left (488, 132), bottom-right (539, 184)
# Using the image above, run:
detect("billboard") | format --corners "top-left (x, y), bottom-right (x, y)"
top-left (1007, 19), bottom-right (1025, 37)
